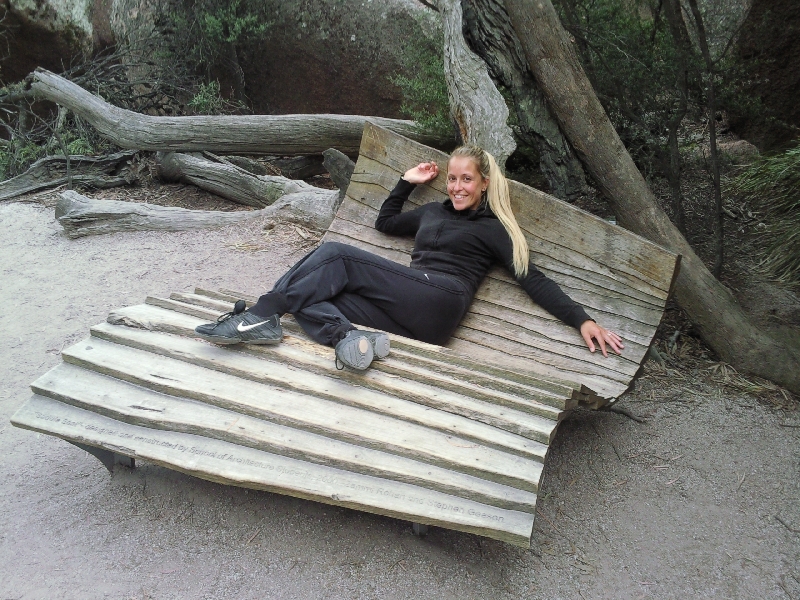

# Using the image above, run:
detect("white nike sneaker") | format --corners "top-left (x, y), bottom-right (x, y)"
top-left (195, 303), bottom-right (282, 345)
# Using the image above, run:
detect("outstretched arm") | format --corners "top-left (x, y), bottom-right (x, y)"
top-left (509, 257), bottom-right (625, 358)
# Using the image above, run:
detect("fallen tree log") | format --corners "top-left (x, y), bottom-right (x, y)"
top-left (501, 0), bottom-right (800, 393)
top-left (56, 184), bottom-right (341, 238)
top-left (26, 69), bottom-right (450, 155)
top-left (154, 152), bottom-right (319, 209)
top-left (0, 151), bottom-right (136, 201)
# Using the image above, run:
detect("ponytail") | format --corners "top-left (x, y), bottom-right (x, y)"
top-left (450, 146), bottom-right (530, 277)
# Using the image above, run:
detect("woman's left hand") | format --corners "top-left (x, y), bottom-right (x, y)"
top-left (580, 320), bottom-right (624, 357)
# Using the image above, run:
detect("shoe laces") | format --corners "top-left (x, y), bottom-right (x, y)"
top-left (217, 299), bottom-right (247, 322)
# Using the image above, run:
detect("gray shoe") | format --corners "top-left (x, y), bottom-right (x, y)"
top-left (335, 330), bottom-right (374, 370)
top-left (195, 301), bottom-right (282, 345)
top-left (360, 330), bottom-right (390, 360)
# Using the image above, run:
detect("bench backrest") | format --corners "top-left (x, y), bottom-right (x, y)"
top-left (323, 123), bottom-right (680, 401)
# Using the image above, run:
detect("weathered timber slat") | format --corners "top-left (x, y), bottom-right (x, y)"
top-left (333, 195), bottom-right (672, 306)
top-left (89, 321), bottom-right (559, 445)
top-left (446, 336), bottom-right (626, 400)
top-left (12, 396), bottom-right (535, 546)
top-left (205, 288), bottom-right (582, 399)
top-left (31, 364), bottom-right (538, 512)
top-left (152, 295), bottom-right (569, 414)
top-left (60, 337), bottom-right (547, 490)
top-left (119, 301), bottom-right (570, 411)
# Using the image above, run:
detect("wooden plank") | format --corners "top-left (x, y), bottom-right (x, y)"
top-left (447, 336), bottom-right (629, 400)
top-left (156, 293), bottom-right (573, 414)
top-left (90, 320), bottom-right (561, 445)
top-left (458, 313), bottom-right (639, 378)
top-left (472, 277), bottom-right (662, 341)
top-left (31, 363), bottom-right (538, 512)
top-left (326, 211), bottom-right (666, 314)
top-left (11, 395), bottom-right (535, 546)
top-left (120, 301), bottom-right (574, 414)
top-left (206, 288), bottom-right (585, 400)
top-left (60, 336), bottom-right (547, 490)
top-left (159, 293), bottom-right (578, 408)
top-left (119, 307), bottom-right (565, 420)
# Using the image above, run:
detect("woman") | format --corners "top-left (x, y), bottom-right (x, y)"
top-left (195, 145), bottom-right (624, 370)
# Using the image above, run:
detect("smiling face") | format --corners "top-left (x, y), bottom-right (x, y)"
top-left (447, 156), bottom-right (488, 211)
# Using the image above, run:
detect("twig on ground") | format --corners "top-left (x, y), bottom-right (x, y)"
top-left (535, 508), bottom-right (563, 535)
top-left (775, 515), bottom-right (800, 534)
top-left (246, 528), bottom-right (261, 544)
top-left (603, 406), bottom-right (647, 423)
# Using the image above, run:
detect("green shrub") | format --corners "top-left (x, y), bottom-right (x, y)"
top-left (731, 146), bottom-right (800, 285)
top-left (66, 137), bottom-right (94, 156)
top-left (188, 80), bottom-right (227, 115)
top-left (0, 141), bottom-right (46, 180)
top-left (391, 28), bottom-right (452, 139)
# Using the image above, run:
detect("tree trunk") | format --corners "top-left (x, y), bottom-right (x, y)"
top-left (661, 0), bottom-right (693, 234)
top-left (0, 152), bottom-right (136, 201)
top-left (501, 0), bottom-right (800, 393)
top-left (56, 185), bottom-right (341, 238)
top-left (686, 0), bottom-right (724, 277)
top-left (26, 69), bottom-right (450, 155)
top-left (462, 0), bottom-right (587, 200)
top-left (439, 0), bottom-right (516, 166)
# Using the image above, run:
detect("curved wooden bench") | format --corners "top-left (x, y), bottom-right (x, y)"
top-left (11, 123), bottom-right (679, 547)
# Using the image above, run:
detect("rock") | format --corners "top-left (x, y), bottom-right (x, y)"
top-left (0, 0), bottom-right (94, 83)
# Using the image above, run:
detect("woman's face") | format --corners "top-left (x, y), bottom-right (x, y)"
top-left (447, 156), bottom-right (487, 211)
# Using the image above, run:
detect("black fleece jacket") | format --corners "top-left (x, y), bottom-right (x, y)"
top-left (374, 178), bottom-right (592, 330)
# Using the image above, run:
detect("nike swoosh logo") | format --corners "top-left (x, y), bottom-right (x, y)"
top-left (237, 320), bottom-right (270, 332)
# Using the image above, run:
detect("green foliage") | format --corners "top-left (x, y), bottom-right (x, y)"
top-left (163, 0), bottom-right (271, 89)
top-left (554, 0), bottom-right (702, 173)
top-left (187, 80), bottom-right (227, 115)
top-left (0, 140), bottom-right (46, 180)
top-left (391, 31), bottom-right (452, 139)
top-left (198, 0), bottom-right (268, 45)
top-left (65, 137), bottom-right (94, 156)
top-left (731, 146), bottom-right (800, 285)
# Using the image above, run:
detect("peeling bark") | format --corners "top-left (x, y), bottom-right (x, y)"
top-left (439, 0), bottom-right (516, 166)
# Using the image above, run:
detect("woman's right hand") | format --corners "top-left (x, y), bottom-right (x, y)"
top-left (402, 162), bottom-right (439, 185)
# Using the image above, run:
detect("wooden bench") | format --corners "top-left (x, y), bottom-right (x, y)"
top-left (10, 123), bottom-right (680, 547)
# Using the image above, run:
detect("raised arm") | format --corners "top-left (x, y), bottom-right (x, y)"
top-left (375, 162), bottom-right (440, 236)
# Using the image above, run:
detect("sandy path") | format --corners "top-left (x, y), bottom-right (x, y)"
top-left (1, 201), bottom-right (798, 599)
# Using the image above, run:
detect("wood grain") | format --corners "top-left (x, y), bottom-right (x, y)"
top-left (12, 395), bottom-right (535, 546)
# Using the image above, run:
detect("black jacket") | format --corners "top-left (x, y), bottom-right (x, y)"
top-left (375, 178), bottom-right (592, 330)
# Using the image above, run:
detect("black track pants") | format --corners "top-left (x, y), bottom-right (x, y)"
top-left (249, 242), bottom-right (472, 347)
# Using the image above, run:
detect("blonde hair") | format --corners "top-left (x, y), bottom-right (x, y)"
top-left (450, 146), bottom-right (530, 277)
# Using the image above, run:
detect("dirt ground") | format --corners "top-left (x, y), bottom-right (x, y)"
top-left (1, 191), bottom-right (799, 600)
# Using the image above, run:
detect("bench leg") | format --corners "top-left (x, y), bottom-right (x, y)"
top-left (69, 441), bottom-right (135, 473)
top-left (411, 522), bottom-right (429, 537)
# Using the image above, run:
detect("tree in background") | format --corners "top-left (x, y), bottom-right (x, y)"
top-left (160, 0), bottom-right (271, 108)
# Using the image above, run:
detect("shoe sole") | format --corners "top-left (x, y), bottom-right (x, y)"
top-left (241, 337), bottom-right (282, 345)
top-left (370, 336), bottom-right (390, 360)
top-left (336, 336), bottom-right (374, 370)
top-left (195, 333), bottom-right (242, 345)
